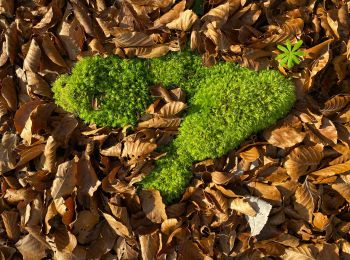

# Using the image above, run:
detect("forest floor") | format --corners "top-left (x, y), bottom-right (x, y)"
top-left (0, 0), bottom-right (350, 259)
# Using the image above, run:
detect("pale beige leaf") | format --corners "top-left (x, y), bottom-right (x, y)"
top-left (141, 189), bottom-right (167, 223)
top-left (294, 181), bottom-right (318, 223)
top-left (23, 39), bottom-right (41, 72)
top-left (229, 198), bottom-right (257, 216)
top-left (166, 10), bottom-right (198, 31)
top-left (264, 126), bottom-right (305, 148)
top-left (245, 196), bottom-right (272, 237)
top-left (51, 157), bottom-right (78, 199)
top-left (158, 101), bottom-right (187, 117)
top-left (284, 146), bottom-right (323, 180)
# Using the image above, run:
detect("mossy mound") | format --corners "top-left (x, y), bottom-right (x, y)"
top-left (52, 51), bottom-right (296, 204)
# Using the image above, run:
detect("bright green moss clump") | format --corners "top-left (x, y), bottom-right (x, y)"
top-left (52, 52), bottom-right (296, 204)
top-left (142, 62), bottom-right (296, 203)
top-left (52, 56), bottom-right (153, 127)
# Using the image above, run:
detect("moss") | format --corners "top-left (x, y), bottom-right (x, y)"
top-left (52, 56), bottom-right (153, 127)
top-left (141, 63), bottom-right (296, 203)
top-left (52, 52), bottom-right (296, 204)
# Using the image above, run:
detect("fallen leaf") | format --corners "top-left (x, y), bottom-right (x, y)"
top-left (294, 181), bottom-right (318, 223)
top-left (23, 38), bottom-right (41, 72)
top-left (264, 126), bottom-right (305, 148)
top-left (141, 189), bottom-right (167, 223)
top-left (167, 10), bottom-right (198, 31)
top-left (51, 157), bottom-right (78, 199)
top-left (245, 196), bottom-right (272, 236)
top-left (229, 197), bottom-right (257, 216)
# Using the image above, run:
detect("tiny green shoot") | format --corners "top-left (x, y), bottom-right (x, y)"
top-left (276, 40), bottom-right (305, 69)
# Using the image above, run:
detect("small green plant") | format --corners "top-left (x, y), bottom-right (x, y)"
top-left (52, 52), bottom-right (296, 204)
top-left (276, 40), bottom-right (305, 69)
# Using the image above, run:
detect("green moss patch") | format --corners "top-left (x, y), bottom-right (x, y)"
top-left (52, 52), bottom-right (296, 203)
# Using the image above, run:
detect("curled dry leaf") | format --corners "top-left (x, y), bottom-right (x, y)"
top-left (125, 44), bottom-right (169, 58)
top-left (331, 180), bottom-right (350, 203)
top-left (284, 146), bottom-right (323, 180)
top-left (53, 224), bottom-right (77, 253)
top-left (0, 133), bottom-right (17, 173)
top-left (264, 126), bottom-right (305, 148)
top-left (141, 189), bottom-right (167, 223)
top-left (16, 143), bottom-right (46, 169)
top-left (102, 212), bottom-right (131, 238)
top-left (311, 159), bottom-right (350, 179)
top-left (211, 171), bottom-right (233, 185)
top-left (51, 157), bottom-right (78, 199)
top-left (166, 10), bottom-right (198, 31)
top-left (139, 231), bottom-right (160, 260)
top-left (247, 182), bottom-right (281, 205)
top-left (313, 212), bottom-right (329, 231)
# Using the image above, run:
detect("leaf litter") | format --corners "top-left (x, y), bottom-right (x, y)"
top-left (0, 0), bottom-right (350, 259)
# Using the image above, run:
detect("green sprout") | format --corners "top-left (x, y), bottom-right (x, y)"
top-left (276, 40), bottom-right (305, 69)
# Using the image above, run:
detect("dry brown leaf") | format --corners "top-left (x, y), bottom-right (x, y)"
top-left (26, 71), bottom-right (53, 98)
top-left (57, 11), bottom-right (85, 60)
top-left (211, 171), bottom-right (233, 185)
top-left (0, 133), bottom-right (17, 173)
top-left (141, 189), bottom-right (167, 223)
top-left (311, 159), bottom-right (350, 179)
top-left (41, 33), bottom-right (67, 68)
top-left (125, 44), bottom-right (169, 58)
top-left (16, 234), bottom-right (48, 260)
top-left (294, 181), bottom-right (318, 223)
top-left (240, 146), bottom-right (260, 162)
top-left (283, 244), bottom-right (317, 260)
top-left (114, 237), bottom-right (139, 260)
top-left (264, 126), bottom-right (305, 148)
top-left (1, 76), bottom-right (17, 111)
top-left (102, 212), bottom-right (131, 238)
top-left (76, 155), bottom-right (101, 197)
top-left (158, 101), bottom-right (187, 117)
top-left (51, 157), bottom-right (78, 199)
top-left (139, 231), bottom-right (160, 260)
top-left (166, 10), bottom-right (198, 31)
top-left (1, 210), bottom-right (20, 241)
top-left (321, 95), bottom-right (350, 116)
top-left (121, 140), bottom-right (157, 160)
top-left (72, 1), bottom-right (94, 36)
top-left (138, 117), bottom-right (182, 128)
top-left (114, 29), bottom-right (155, 48)
top-left (23, 39), bottom-right (41, 72)
top-left (16, 143), bottom-right (46, 168)
top-left (247, 182), bottom-right (281, 205)
top-left (331, 181), bottom-right (350, 203)
top-left (313, 212), bottom-right (330, 231)
top-left (53, 224), bottom-right (77, 253)
top-left (153, 0), bottom-right (186, 27)
top-left (284, 146), bottom-right (323, 180)
top-left (229, 198), bottom-right (257, 216)
top-left (202, 1), bottom-right (230, 27)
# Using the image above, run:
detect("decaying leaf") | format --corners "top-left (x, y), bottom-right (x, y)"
top-left (141, 189), bottom-right (167, 223)
top-left (245, 196), bottom-right (272, 236)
